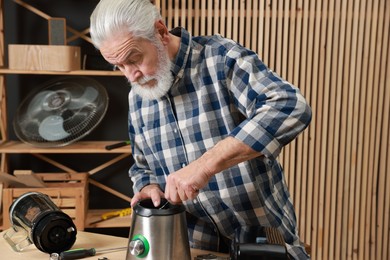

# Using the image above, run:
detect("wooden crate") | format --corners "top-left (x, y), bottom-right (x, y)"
top-left (8, 44), bottom-right (81, 71)
top-left (2, 173), bottom-right (88, 231)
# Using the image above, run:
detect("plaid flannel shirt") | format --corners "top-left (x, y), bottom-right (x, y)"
top-left (128, 27), bottom-right (311, 259)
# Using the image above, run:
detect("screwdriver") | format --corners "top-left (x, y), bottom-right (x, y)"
top-left (60, 246), bottom-right (127, 259)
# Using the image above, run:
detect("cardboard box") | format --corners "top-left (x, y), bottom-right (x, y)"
top-left (2, 173), bottom-right (88, 230)
top-left (8, 44), bottom-right (81, 71)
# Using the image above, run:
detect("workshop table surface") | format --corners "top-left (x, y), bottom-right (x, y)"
top-left (0, 230), bottom-right (229, 259)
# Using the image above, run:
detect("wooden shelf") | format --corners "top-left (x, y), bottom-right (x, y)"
top-left (0, 68), bottom-right (123, 76)
top-left (0, 141), bottom-right (131, 154)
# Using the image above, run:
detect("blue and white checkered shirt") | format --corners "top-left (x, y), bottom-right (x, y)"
top-left (128, 27), bottom-right (311, 259)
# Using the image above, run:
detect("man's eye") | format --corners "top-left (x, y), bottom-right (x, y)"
top-left (127, 54), bottom-right (142, 64)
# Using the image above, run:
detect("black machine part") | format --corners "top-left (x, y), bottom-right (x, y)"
top-left (230, 226), bottom-right (289, 260)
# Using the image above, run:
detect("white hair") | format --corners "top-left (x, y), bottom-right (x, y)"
top-left (90, 0), bottom-right (161, 48)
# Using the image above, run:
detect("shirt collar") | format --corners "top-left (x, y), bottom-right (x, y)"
top-left (170, 27), bottom-right (191, 81)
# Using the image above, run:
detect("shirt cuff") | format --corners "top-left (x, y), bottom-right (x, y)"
top-left (229, 119), bottom-right (282, 159)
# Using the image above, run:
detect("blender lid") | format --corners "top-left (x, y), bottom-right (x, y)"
top-left (134, 198), bottom-right (185, 217)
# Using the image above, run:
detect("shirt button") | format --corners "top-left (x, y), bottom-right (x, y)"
top-left (182, 163), bottom-right (186, 168)
top-left (173, 128), bottom-right (178, 133)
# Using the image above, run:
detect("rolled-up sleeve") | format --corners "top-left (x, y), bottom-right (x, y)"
top-left (226, 46), bottom-right (312, 159)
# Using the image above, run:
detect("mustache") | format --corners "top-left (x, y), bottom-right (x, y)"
top-left (133, 75), bottom-right (156, 85)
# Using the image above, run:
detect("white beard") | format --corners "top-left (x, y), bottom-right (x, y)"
top-left (130, 40), bottom-right (173, 100)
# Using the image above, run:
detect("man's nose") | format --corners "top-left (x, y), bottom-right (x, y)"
top-left (123, 64), bottom-right (142, 83)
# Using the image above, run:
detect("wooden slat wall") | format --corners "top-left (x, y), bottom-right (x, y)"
top-left (155, 1), bottom-right (390, 259)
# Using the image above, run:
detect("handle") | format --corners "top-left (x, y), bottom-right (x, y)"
top-left (60, 248), bottom-right (96, 259)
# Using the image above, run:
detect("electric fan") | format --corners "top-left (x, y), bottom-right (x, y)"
top-left (13, 77), bottom-right (109, 147)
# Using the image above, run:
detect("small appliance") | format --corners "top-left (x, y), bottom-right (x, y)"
top-left (3, 191), bottom-right (77, 253)
top-left (126, 198), bottom-right (191, 260)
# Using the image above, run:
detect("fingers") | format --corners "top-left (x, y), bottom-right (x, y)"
top-left (150, 188), bottom-right (163, 207)
top-left (130, 193), bottom-right (142, 207)
top-left (165, 176), bottom-right (199, 204)
top-left (165, 176), bottom-right (181, 204)
top-left (131, 184), bottom-right (164, 208)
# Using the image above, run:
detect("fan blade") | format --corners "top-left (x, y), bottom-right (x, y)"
top-left (26, 90), bottom-right (55, 116)
top-left (38, 115), bottom-right (71, 141)
top-left (67, 86), bottom-right (99, 109)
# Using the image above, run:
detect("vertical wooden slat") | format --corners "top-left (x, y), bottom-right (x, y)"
top-left (226, 0), bottom-right (232, 39)
top-left (257, 0), bottom-right (265, 57)
top-left (275, 1), bottom-right (283, 75)
top-left (220, 0), bottom-right (226, 37)
top-left (166, 0), bottom-right (173, 29)
top-left (322, 0), bottom-right (337, 259)
top-left (206, 0), bottom-right (212, 35)
top-left (251, 0), bottom-right (258, 53)
top-left (367, 2), bottom-right (384, 260)
top-left (327, 1), bottom-right (343, 259)
top-left (213, 0), bottom-right (220, 35)
top-left (291, 0), bottom-right (303, 221)
top-left (244, 0), bottom-right (252, 50)
top-left (359, 0), bottom-right (375, 259)
top-left (238, 0), bottom-right (244, 45)
top-left (376, 5), bottom-right (390, 260)
top-left (200, 0), bottom-right (206, 36)
top-left (181, 0), bottom-right (186, 29)
top-left (187, 0), bottom-right (193, 34)
top-left (345, 0), bottom-right (361, 258)
top-left (376, 42), bottom-right (389, 258)
top-left (316, 0), bottom-right (329, 257)
top-left (304, 0), bottom-right (316, 247)
top-left (268, 0), bottom-right (277, 71)
top-left (334, 3), bottom-right (349, 259)
top-left (263, 0), bottom-right (271, 65)
top-left (281, 0), bottom-right (289, 78)
top-left (310, 1), bottom-right (323, 258)
top-left (232, 0), bottom-right (238, 42)
top-left (298, 0), bottom-right (310, 245)
top-left (193, 0), bottom-right (199, 36)
top-left (351, 0), bottom-right (367, 259)
top-left (337, 1), bottom-right (353, 258)
top-left (173, 0), bottom-right (179, 28)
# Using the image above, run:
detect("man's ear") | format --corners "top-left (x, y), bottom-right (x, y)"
top-left (155, 20), bottom-right (169, 44)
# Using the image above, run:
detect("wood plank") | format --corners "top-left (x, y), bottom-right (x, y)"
top-left (13, 170), bottom-right (46, 187)
top-left (298, 0), bottom-right (310, 245)
top-left (304, 0), bottom-right (316, 246)
top-left (0, 141), bottom-right (131, 154)
top-left (0, 172), bottom-right (27, 187)
top-left (0, 68), bottom-right (123, 76)
top-left (375, 3), bottom-right (390, 260)
top-left (356, 0), bottom-right (371, 259)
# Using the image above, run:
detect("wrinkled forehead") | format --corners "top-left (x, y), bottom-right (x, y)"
top-left (99, 32), bottom-right (142, 64)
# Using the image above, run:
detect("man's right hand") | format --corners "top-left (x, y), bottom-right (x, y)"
top-left (130, 184), bottom-right (164, 208)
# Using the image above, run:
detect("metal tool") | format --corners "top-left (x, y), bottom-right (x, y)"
top-left (60, 246), bottom-right (127, 260)
top-left (105, 141), bottom-right (130, 150)
top-left (158, 200), bottom-right (169, 209)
